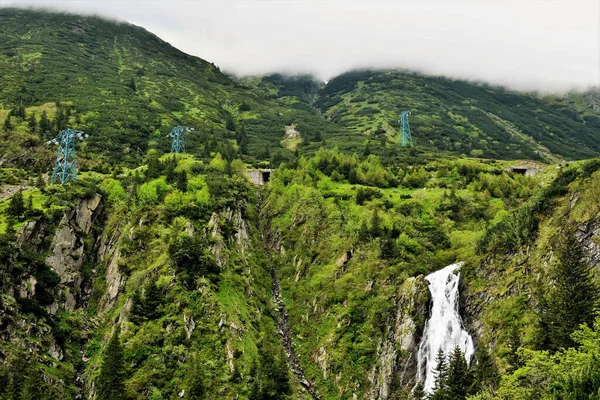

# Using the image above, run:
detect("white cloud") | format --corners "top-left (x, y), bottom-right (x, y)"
top-left (2, 0), bottom-right (599, 92)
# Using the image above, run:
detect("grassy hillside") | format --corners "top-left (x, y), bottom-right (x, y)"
top-left (315, 70), bottom-right (600, 161)
top-left (0, 8), bottom-right (359, 168)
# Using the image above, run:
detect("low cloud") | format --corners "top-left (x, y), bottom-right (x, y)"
top-left (2, 0), bottom-right (599, 93)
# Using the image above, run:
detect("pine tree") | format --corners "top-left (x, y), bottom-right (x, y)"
top-left (28, 113), bottom-right (37, 133)
top-left (20, 358), bottom-right (46, 400)
top-left (225, 114), bottom-right (236, 131)
top-left (6, 352), bottom-right (27, 399)
top-left (3, 116), bottom-right (12, 132)
top-left (237, 124), bottom-right (248, 155)
top-left (410, 381), bottom-right (426, 400)
top-left (96, 327), bottom-right (128, 400)
top-left (18, 105), bottom-right (26, 120)
top-left (472, 346), bottom-right (500, 392)
top-left (176, 170), bottom-right (188, 192)
top-left (142, 279), bottom-right (162, 320)
top-left (430, 348), bottom-right (448, 400)
top-left (36, 172), bottom-right (46, 189)
top-left (55, 107), bottom-right (66, 131)
top-left (126, 77), bottom-right (136, 91)
top-left (555, 354), bottom-right (600, 399)
top-left (39, 110), bottom-right (51, 134)
top-left (146, 157), bottom-right (161, 179)
top-left (249, 339), bottom-right (291, 400)
top-left (446, 346), bottom-right (473, 399)
top-left (358, 220), bottom-right (370, 242)
top-left (543, 231), bottom-right (599, 350)
top-left (370, 209), bottom-right (382, 238)
top-left (8, 190), bottom-right (25, 219)
top-left (25, 194), bottom-right (33, 217)
top-left (185, 353), bottom-right (205, 399)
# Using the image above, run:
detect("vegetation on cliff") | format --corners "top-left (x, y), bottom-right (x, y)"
top-left (0, 7), bottom-right (599, 400)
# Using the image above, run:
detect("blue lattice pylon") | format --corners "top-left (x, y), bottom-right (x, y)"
top-left (400, 110), bottom-right (414, 147)
top-left (168, 126), bottom-right (194, 153)
top-left (48, 128), bottom-right (88, 184)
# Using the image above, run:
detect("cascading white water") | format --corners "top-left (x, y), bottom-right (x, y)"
top-left (416, 262), bottom-right (474, 393)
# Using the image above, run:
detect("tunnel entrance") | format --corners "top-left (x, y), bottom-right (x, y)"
top-left (262, 171), bottom-right (271, 183)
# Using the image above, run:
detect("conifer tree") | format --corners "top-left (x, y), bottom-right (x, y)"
top-left (5, 352), bottom-right (27, 399)
top-left (24, 194), bottom-right (33, 217)
top-left (8, 190), bottom-right (25, 219)
top-left (28, 113), bottom-right (37, 133)
top-left (20, 358), bottom-right (45, 400)
top-left (410, 381), bottom-right (426, 400)
top-left (430, 348), bottom-right (448, 400)
top-left (358, 220), bottom-right (370, 242)
top-left (543, 231), bottom-right (599, 350)
top-left (249, 339), bottom-right (291, 400)
top-left (96, 327), bottom-right (128, 400)
top-left (226, 114), bottom-right (236, 131)
top-left (35, 172), bottom-right (46, 189)
top-left (446, 346), bottom-right (473, 399)
top-left (370, 209), bottom-right (382, 238)
top-left (3, 116), bottom-right (12, 132)
top-left (472, 346), bottom-right (500, 392)
top-left (142, 279), bottom-right (162, 320)
top-left (237, 124), bottom-right (248, 155)
top-left (39, 110), bottom-right (51, 134)
top-left (176, 170), bottom-right (188, 192)
top-left (147, 157), bottom-right (161, 179)
top-left (55, 107), bottom-right (67, 131)
top-left (185, 353), bottom-right (205, 399)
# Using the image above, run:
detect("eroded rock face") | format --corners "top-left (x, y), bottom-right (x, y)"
top-left (208, 205), bottom-right (251, 266)
top-left (45, 194), bottom-right (103, 313)
top-left (575, 221), bottom-right (600, 269)
top-left (368, 276), bottom-right (430, 399)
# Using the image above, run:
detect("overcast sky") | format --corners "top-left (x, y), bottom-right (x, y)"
top-left (2, 0), bottom-right (599, 92)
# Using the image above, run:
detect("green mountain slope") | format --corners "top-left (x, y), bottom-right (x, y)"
top-left (0, 8), bottom-right (356, 167)
top-left (315, 70), bottom-right (600, 161)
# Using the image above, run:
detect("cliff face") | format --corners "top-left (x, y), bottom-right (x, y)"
top-left (368, 277), bottom-right (430, 399)
top-left (45, 194), bottom-right (103, 313)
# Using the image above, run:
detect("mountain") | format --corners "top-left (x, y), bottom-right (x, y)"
top-left (0, 8), bottom-right (358, 167)
top-left (1, 7), bottom-right (600, 400)
top-left (315, 70), bottom-right (600, 161)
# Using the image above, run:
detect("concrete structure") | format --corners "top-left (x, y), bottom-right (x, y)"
top-left (246, 169), bottom-right (272, 186)
top-left (505, 161), bottom-right (545, 177)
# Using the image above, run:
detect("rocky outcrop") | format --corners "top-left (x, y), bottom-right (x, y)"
top-left (208, 212), bottom-right (225, 267)
top-left (208, 205), bottom-right (252, 266)
top-left (574, 221), bottom-right (600, 269)
top-left (368, 277), bottom-right (430, 400)
top-left (45, 194), bottom-right (103, 313)
top-left (18, 218), bottom-right (47, 251)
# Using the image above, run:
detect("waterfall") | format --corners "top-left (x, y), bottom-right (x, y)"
top-left (416, 262), bottom-right (474, 393)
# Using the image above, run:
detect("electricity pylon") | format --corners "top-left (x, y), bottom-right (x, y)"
top-left (48, 128), bottom-right (88, 184)
top-left (400, 110), bottom-right (414, 147)
top-left (168, 126), bottom-right (194, 153)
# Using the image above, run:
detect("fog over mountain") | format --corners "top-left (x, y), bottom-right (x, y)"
top-left (2, 0), bottom-right (599, 92)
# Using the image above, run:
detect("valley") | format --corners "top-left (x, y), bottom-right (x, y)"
top-left (0, 7), bottom-right (599, 400)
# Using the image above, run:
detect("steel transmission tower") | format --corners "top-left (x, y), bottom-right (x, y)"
top-left (48, 128), bottom-right (88, 184)
top-left (400, 110), bottom-right (414, 147)
top-left (168, 126), bottom-right (194, 153)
